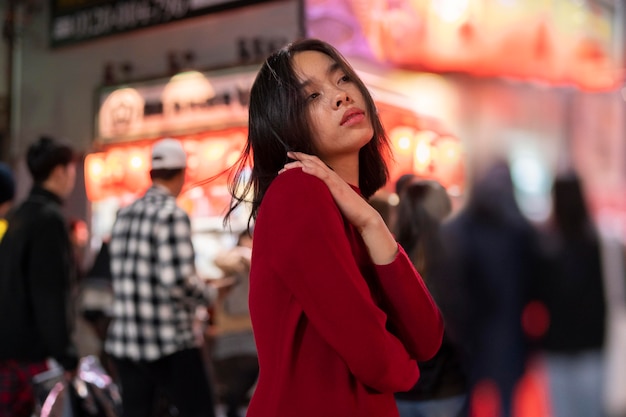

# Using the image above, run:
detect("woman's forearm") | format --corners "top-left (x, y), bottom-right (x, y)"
top-left (359, 214), bottom-right (399, 265)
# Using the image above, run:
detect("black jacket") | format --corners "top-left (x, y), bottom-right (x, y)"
top-left (0, 186), bottom-right (78, 369)
top-left (536, 230), bottom-right (606, 352)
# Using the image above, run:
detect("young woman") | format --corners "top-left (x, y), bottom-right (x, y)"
top-left (227, 38), bottom-right (444, 417)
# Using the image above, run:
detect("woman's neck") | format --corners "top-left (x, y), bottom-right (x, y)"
top-left (326, 154), bottom-right (359, 187)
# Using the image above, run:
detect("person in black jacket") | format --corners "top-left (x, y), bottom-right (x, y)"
top-left (533, 172), bottom-right (606, 417)
top-left (438, 161), bottom-right (541, 417)
top-left (0, 136), bottom-right (78, 417)
top-left (393, 180), bottom-right (468, 417)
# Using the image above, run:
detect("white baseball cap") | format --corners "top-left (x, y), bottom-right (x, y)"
top-left (151, 138), bottom-right (187, 170)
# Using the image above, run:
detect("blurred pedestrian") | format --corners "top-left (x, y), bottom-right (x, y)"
top-left (439, 161), bottom-right (541, 417)
top-left (226, 38), bottom-right (444, 417)
top-left (212, 229), bottom-right (258, 417)
top-left (387, 173), bottom-right (417, 231)
top-left (395, 173), bottom-right (418, 196)
top-left (394, 180), bottom-right (468, 417)
top-left (598, 213), bottom-right (626, 417)
top-left (105, 138), bottom-right (217, 417)
top-left (533, 172), bottom-right (606, 417)
top-left (0, 136), bottom-right (79, 417)
top-left (0, 162), bottom-right (16, 241)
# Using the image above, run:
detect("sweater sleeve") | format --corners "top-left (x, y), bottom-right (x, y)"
top-left (374, 246), bottom-right (444, 361)
top-left (259, 169), bottom-right (419, 393)
top-left (28, 212), bottom-right (78, 370)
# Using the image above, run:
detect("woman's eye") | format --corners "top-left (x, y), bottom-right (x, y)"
top-left (307, 92), bottom-right (320, 101)
top-left (339, 75), bottom-right (350, 83)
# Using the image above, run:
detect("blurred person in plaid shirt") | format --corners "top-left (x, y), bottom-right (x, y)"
top-left (105, 138), bottom-right (217, 417)
top-left (0, 137), bottom-right (78, 417)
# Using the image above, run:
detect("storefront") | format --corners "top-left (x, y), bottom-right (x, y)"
top-left (306, 0), bottom-right (626, 228)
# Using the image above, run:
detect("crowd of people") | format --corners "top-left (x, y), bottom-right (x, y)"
top-left (0, 38), bottom-right (622, 417)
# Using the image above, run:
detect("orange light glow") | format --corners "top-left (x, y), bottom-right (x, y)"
top-left (390, 126), bottom-right (416, 156)
top-left (398, 136), bottom-right (411, 150)
top-left (414, 140), bottom-right (432, 171)
top-left (84, 153), bottom-right (106, 201)
top-left (129, 155), bottom-right (145, 170)
top-left (125, 147), bottom-right (151, 193)
top-left (187, 154), bottom-right (199, 171)
top-left (226, 150), bottom-right (241, 167)
top-left (87, 154), bottom-right (105, 179)
top-left (85, 129), bottom-right (248, 205)
top-left (202, 141), bottom-right (227, 162)
top-left (413, 130), bottom-right (438, 173)
top-left (105, 150), bottom-right (126, 183)
top-left (387, 121), bottom-right (464, 194)
top-left (437, 136), bottom-right (461, 163)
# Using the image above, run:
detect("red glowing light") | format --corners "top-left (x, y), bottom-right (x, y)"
top-left (522, 300), bottom-right (550, 339)
top-left (470, 379), bottom-right (502, 417)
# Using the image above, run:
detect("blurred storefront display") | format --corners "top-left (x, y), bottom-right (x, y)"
top-left (307, 0), bottom-right (626, 231)
top-left (307, 0), bottom-right (620, 91)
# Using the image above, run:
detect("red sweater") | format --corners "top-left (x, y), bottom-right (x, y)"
top-left (247, 169), bottom-right (444, 417)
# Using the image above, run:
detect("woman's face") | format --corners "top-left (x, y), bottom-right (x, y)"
top-left (292, 50), bottom-right (373, 164)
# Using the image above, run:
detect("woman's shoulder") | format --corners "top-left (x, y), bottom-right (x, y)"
top-left (265, 168), bottom-right (333, 203)
top-left (258, 168), bottom-right (338, 220)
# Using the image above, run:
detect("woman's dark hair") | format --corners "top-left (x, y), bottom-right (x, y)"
top-left (394, 181), bottom-right (451, 276)
top-left (26, 135), bottom-right (75, 184)
top-left (226, 38), bottom-right (391, 226)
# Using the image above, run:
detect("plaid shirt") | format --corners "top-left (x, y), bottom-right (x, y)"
top-left (105, 185), bottom-right (214, 361)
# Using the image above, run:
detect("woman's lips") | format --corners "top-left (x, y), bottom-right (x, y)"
top-left (341, 109), bottom-right (365, 126)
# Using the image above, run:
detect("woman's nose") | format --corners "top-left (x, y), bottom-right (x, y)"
top-left (334, 90), bottom-right (351, 108)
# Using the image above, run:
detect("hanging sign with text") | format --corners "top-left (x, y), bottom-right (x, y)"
top-left (50, 0), bottom-right (278, 47)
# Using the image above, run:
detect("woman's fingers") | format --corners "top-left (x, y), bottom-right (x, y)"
top-left (281, 152), bottom-right (331, 178)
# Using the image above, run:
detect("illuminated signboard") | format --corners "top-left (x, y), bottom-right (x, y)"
top-left (51, 0), bottom-right (280, 47)
top-left (307, 0), bottom-right (620, 90)
top-left (95, 64), bottom-right (260, 143)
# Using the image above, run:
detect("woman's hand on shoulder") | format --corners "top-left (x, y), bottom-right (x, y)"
top-left (280, 151), bottom-right (398, 264)
top-left (280, 151), bottom-right (376, 230)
